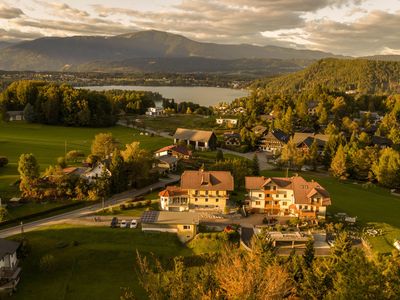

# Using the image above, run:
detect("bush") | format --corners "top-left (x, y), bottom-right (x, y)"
top-left (120, 204), bottom-right (126, 210)
top-left (0, 156), bottom-right (8, 167)
top-left (66, 150), bottom-right (85, 161)
top-left (136, 202), bottom-right (143, 208)
top-left (57, 156), bottom-right (67, 168)
top-left (145, 199), bottom-right (152, 206)
top-left (39, 254), bottom-right (56, 272)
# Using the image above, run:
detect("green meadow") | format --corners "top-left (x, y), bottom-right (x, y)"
top-left (0, 122), bottom-right (172, 198)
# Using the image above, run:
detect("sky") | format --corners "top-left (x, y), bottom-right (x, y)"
top-left (0, 0), bottom-right (399, 56)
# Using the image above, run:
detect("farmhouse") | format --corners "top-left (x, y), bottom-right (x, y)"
top-left (145, 107), bottom-right (164, 117)
top-left (154, 145), bottom-right (192, 160)
top-left (223, 132), bottom-right (241, 146)
top-left (0, 239), bottom-right (21, 292)
top-left (245, 175), bottom-right (331, 218)
top-left (141, 211), bottom-right (199, 242)
top-left (292, 132), bottom-right (329, 154)
top-left (159, 169), bottom-right (234, 212)
top-left (6, 111), bottom-right (24, 121)
top-left (173, 128), bottom-right (217, 150)
top-left (258, 129), bottom-right (289, 153)
top-left (216, 118), bottom-right (238, 127)
top-left (154, 155), bottom-right (178, 173)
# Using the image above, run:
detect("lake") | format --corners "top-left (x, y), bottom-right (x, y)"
top-left (82, 85), bottom-right (248, 106)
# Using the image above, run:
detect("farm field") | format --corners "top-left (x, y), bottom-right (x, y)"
top-left (261, 170), bottom-right (400, 254)
top-left (7, 225), bottom-right (192, 300)
top-left (0, 122), bottom-right (172, 198)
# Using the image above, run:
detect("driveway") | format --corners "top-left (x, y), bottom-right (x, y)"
top-left (0, 175), bottom-right (180, 238)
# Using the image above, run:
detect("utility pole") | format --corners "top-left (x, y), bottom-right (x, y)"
top-left (64, 140), bottom-right (67, 157)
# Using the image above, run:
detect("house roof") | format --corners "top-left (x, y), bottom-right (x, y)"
top-left (159, 186), bottom-right (187, 197)
top-left (292, 132), bottom-right (329, 145)
top-left (141, 211), bottom-right (199, 225)
top-left (0, 239), bottom-right (20, 259)
top-left (173, 128), bottom-right (215, 143)
top-left (155, 145), bottom-right (191, 156)
top-left (262, 130), bottom-right (289, 143)
top-left (371, 135), bottom-right (392, 146)
top-left (252, 125), bottom-right (267, 135)
top-left (224, 132), bottom-right (241, 139)
top-left (181, 170), bottom-right (234, 191)
top-left (245, 176), bottom-right (331, 206)
top-left (6, 111), bottom-right (24, 116)
top-left (62, 167), bottom-right (87, 175)
top-left (158, 155), bottom-right (178, 165)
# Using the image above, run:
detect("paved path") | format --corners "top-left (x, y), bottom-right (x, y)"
top-left (0, 175), bottom-right (180, 238)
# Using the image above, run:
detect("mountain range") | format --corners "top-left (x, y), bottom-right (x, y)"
top-left (0, 30), bottom-right (398, 75)
top-left (0, 30), bottom-right (342, 73)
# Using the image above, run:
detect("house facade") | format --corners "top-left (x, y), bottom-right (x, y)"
top-left (245, 175), bottom-right (331, 218)
top-left (145, 107), bottom-right (164, 116)
top-left (7, 111), bottom-right (24, 121)
top-left (159, 170), bottom-right (234, 212)
top-left (0, 239), bottom-right (21, 292)
top-left (223, 132), bottom-right (241, 146)
top-left (216, 118), bottom-right (238, 127)
top-left (173, 128), bottom-right (217, 150)
top-left (141, 211), bottom-right (199, 242)
top-left (154, 155), bottom-right (178, 173)
top-left (258, 129), bottom-right (289, 154)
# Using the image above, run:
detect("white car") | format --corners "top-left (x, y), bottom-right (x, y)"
top-left (120, 220), bottom-right (127, 228)
top-left (130, 220), bottom-right (138, 229)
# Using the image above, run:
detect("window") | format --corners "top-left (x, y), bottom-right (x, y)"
top-left (274, 201), bottom-right (279, 205)
top-left (195, 198), bottom-right (198, 202)
top-left (299, 205), bottom-right (302, 209)
top-left (265, 186), bottom-right (271, 190)
top-left (183, 225), bottom-right (190, 230)
top-left (216, 199), bottom-right (219, 202)
top-left (305, 206), bottom-right (308, 209)
top-left (273, 186), bottom-right (277, 191)
top-left (283, 202), bottom-right (287, 206)
top-left (284, 194), bottom-right (287, 198)
top-left (255, 201), bottom-right (261, 205)
top-left (259, 194), bottom-right (263, 198)
top-left (205, 190), bottom-right (208, 195)
top-left (205, 205), bottom-right (209, 208)
top-left (266, 194), bottom-right (270, 197)
top-left (205, 198), bottom-right (208, 202)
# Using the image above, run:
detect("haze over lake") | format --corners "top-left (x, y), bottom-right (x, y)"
top-left (83, 85), bottom-right (248, 106)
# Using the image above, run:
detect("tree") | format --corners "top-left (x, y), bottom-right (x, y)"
top-left (303, 238), bottom-right (315, 268)
top-left (18, 153), bottom-right (40, 198)
top-left (372, 148), bottom-right (400, 188)
top-left (252, 154), bottom-right (260, 176)
top-left (23, 103), bottom-right (36, 123)
top-left (91, 133), bottom-right (118, 159)
top-left (89, 165), bottom-right (111, 202)
top-left (308, 139), bottom-right (319, 170)
top-left (330, 145), bottom-right (348, 179)
top-left (216, 149), bottom-right (224, 162)
top-left (56, 156), bottom-right (67, 168)
top-left (0, 206), bottom-right (8, 222)
top-left (110, 149), bottom-right (127, 193)
top-left (0, 156), bottom-right (8, 168)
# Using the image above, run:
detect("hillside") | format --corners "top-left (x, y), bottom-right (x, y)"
top-left (0, 30), bottom-right (339, 72)
top-left (254, 58), bottom-right (400, 94)
top-left (68, 57), bottom-right (310, 76)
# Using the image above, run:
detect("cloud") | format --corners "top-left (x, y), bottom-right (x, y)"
top-left (0, 4), bottom-right (24, 19)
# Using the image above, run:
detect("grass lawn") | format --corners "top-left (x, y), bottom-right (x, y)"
top-left (8, 225), bottom-right (192, 300)
top-left (0, 122), bottom-right (171, 198)
top-left (134, 114), bottom-right (216, 134)
top-left (261, 170), bottom-right (400, 254)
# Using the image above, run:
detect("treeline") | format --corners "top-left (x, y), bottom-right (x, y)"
top-left (162, 98), bottom-right (213, 115)
top-left (253, 58), bottom-right (400, 94)
top-left (0, 80), bottom-right (166, 127)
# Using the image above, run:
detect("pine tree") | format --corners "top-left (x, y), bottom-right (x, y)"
top-left (330, 145), bottom-right (348, 179)
top-left (18, 153), bottom-right (40, 198)
top-left (252, 154), bottom-right (260, 175)
top-left (303, 238), bottom-right (315, 267)
top-left (110, 149), bottom-right (127, 193)
top-left (216, 149), bottom-right (224, 162)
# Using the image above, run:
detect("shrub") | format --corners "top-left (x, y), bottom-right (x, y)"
top-left (56, 156), bottom-right (67, 168)
top-left (136, 202), bottom-right (143, 208)
top-left (39, 254), bottom-right (56, 272)
top-left (145, 199), bottom-right (152, 206)
top-left (0, 156), bottom-right (8, 167)
top-left (120, 204), bottom-right (126, 210)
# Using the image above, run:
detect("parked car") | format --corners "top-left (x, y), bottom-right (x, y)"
top-left (110, 217), bottom-right (118, 228)
top-left (130, 220), bottom-right (138, 228)
top-left (120, 220), bottom-right (127, 228)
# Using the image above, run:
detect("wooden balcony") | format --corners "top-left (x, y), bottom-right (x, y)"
top-left (299, 210), bottom-right (317, 218)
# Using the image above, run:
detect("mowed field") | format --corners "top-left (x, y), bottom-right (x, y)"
top-left (262, 170), bottom-right (400, 254)
top-left (8, 225), bottom-right (192, 300)
top-left (0, 122), bottom-right (172, 197)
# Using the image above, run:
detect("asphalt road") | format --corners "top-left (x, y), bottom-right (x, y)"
top-left (0, 175), bottom-right (180, 238)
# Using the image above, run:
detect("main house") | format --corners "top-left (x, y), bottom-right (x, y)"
top-left (258, 129), bottom-right (290, 154)
top-left (154, 145), bottom-right (192, 160)
top-left (173, 128), bottom-right (217, 150)
top-left (245, 175), bottom-right (331, 218)
top-left (159, 169), bottom-right (234, 212)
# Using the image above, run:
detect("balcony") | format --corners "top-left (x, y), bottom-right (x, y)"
top-left (299, 210), bottom-right (317, 218)
top-left (0, 265), bottom-right (21, 280)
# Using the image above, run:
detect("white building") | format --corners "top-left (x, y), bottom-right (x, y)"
top-left (216, 118), bottom-right (238, 127)
top-left (145, 107), bottom-right (164, 117)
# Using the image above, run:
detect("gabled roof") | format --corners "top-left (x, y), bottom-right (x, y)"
top-left (181, 170), bottom-right (234, 191)
top-left (262, 129), bottom-right (289, 143)
top-left (371, 135), bottom-right (392, 146)
top-left (0, 239), bottom-right (20, 259)
top-left (245, 176), bottom-right (292, 190)
top-left (292, 132), bottom-right (329, 146)
top-left (155, 145), bottom-right (191, 156)
top-left (159, 186), bottom-right (187, 197)
top-left (252, 125), bottom-right (268, 135)
top-left (173, 128), bottom-right (215, 143)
